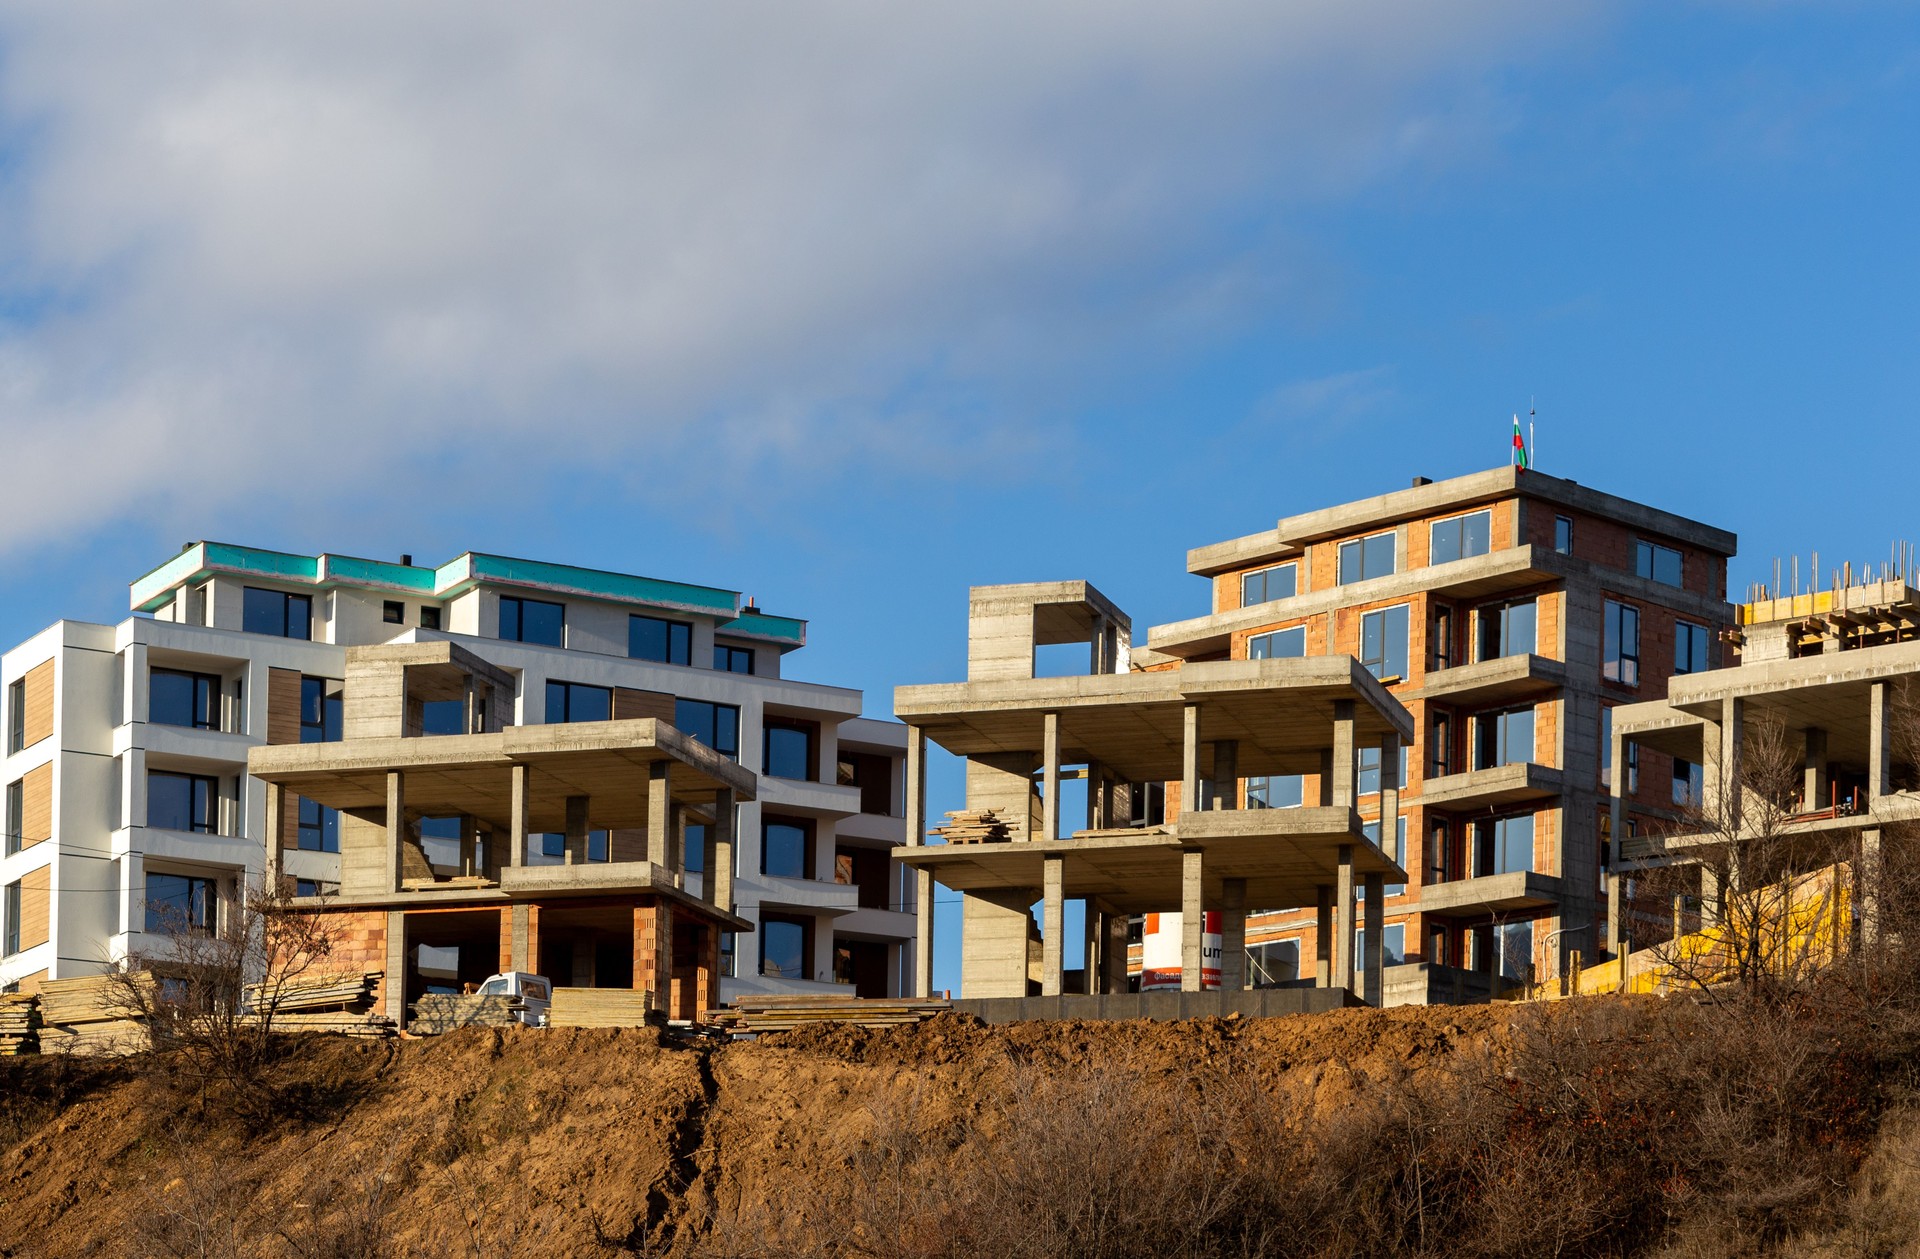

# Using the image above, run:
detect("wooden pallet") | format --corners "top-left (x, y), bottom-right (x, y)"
top-left (410, 994), bottom-right (526, 1035)
top-left (933, 809), bottom-right (1012, 845)
top-left (548, 987), bottom-right (654, 1029)
top-left (704, 995), bottom-right (953, 1035)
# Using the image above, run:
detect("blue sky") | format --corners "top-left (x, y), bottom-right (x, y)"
top-left (1, 3), bottom-right (1916, 992)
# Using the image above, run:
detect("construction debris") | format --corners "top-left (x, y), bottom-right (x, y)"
top-left (548, 986), bottom-right (653, 1029)
top-left (0, 993), bottom-right (40, 1056)
top-left (704, 994), bottom-right (952, 1036)
top-left (409, 993), bottom-right (527, 1035)
top-left (37, 975), bottom-right (149, 1056)
top-left (248, 970), bottom-right (395, 1038)
top-left (932, 809), bottom-right (1011, 845)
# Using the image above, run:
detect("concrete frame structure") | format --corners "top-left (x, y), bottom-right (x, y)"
top-left (1137, 468), bottom-right (1736, 992)
top-left (896, 582), bottom-right (1412, 1004)
top-left (1609, 577), bottom-right (1920, 950)
top-left (0, 543), bottom-right (913, 1004)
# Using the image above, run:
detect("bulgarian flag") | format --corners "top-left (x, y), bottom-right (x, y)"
top-left (1511, 414), bottom-right (1530, 469)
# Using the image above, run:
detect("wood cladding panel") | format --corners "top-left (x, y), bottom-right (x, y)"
top-left (613, 688), bottom-right (676, 723)
top-left (20, 661), bottom-right (53, 749)
top-left (18, 763), bottom-right (52, 849)
top-left (266, 668), bottom-right (303, 746)
top-left (16, 865), bottom-right (49, 952)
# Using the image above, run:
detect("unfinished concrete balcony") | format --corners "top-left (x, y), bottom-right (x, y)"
top-left (1414, 653), bottom-right (1565, 707)
top-left (1418, 870), bottom-right (1564, 919)
top-left (1420, 761), bottom-right (1564, 811)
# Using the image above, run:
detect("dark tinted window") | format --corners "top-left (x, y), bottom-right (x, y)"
top-left (1248, 626), bottom-right (1305, 659)
top-left (1430, 511), bottom-right (1491, 565)
top-left (243, 588), bottom-right (311, 639)
top-left (764, 720), bottom-right (815, 780)
top-left (1337, 533), bottom-right (1396, 584)
top-left (145, 872), bottom-right (215, 934)
top-left (1635, 541), bottom-right (1683, 588)
top-left (1241, 563), bottom-right (1297, 606)
top-left (675, 700), bottom-right (740, 759)
top-left (150, 669), bottom-right (218, 730)
top-left (148, 771), bottom-right (216, 834)
top-left (500, 596), bottom-right (565, 646)
top-left (300, 676), bottom-right (342, 743)
top-left (630, 615), bottom-right (692, 665)
top-left (763, 819), bottom-right (811, 878)
top-left (298, 797), bottom-right (339, 852)
top-left (713, 644), bottom-right (754, 674)
top-left (382, 601), bottom-right (404, 624)
top-left (760, 916), bottom-right (809, 979)
top-left (546, 681), bottom-right (612, 723)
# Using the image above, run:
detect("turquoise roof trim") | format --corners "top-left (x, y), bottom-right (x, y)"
top-left (130, 542), bottom-right (784, 627)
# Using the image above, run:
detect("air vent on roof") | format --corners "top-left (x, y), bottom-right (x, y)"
top-left (1411, 476), bottom-right (1432, 487)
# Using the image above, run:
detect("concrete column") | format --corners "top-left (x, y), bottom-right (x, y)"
top-left (1804, 727), bottom-right (1830, 812)
top-left (565, 795), bottom-right (590, 865)
top-left (711, 787), bottom-right (735, 915)
top-left (1180, 848), bottom-right (1205, 992)
top-left (385, 909), bottom-right (407, 1027)
top-left (1363, 873), bottom-right (1384, 1005)
top-left (1041, 855), bottom-right (1065, 996)
top-left (1861, 828), bottom-right (1884, 947)
top-left (1182, 705), bottom-right (1202, 815)
top-left (1334, 844), bottom-right (1356, 996)
top-left (1211, 740), bottom-right (1239, 812)
top-left (671, 805), bottom-right (687, 885)
top-left (1084, 903), bottom-right (1102, 993)
top-left (1701, 863), bottom-right (1723, 927)
top-left (1702, 697), bottom-right (1742, 832)
top-left (1331, 702), bottom-right (1356, 809)
top-left (647, 760), bottom-right (671, 868)
top-left (1220, 877), bottom-right (1247, 992)
top-left (509, 763), bottom-right (529, 867)
top-left (905, 726), bottom-right (932, 997)
top-left (1042, 711), bottom-right (1061, 841)
top-left (1870, 682), bottom-right (1891, 801)
top-left (1314, 885), bottom-right (1333, 986)
top-left (262, 780), bottom-right (283, 890)
top-left (385, 771), bottom-right (405, 894)
top-left (1606, 723), bottom-right (1628, 955)
top-left (1378, 732), bottom-right (1400, 854)
top-left (510, 903), bottom-right (531, 971)
top-left (1104, 911), bottom-right (1130, 994)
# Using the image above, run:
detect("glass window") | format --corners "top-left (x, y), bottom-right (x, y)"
top-left (1600, 706), bottom-right (1613, 786)
top-left (1247, 939), bottom-right (1299, 987)
top-left (1474, 813), bottom-right (1535, 876)
top-left (684, 822), bottom-right (707, 874)
top-left (1627, 741), bottom-right (1639, 795)
top-left (763, 817), bottom-right (813, 879)
top-left (295, 879), bottom-right (321, 898)
top-left (538, 832), bottom-right (565, 859)
top-left (150, 668), bottom-right (220, 731)
top-left (630, 615), bottom-right (692, 665)
top-left (1245, 775), bottom-right (1304, 809)
top-left (1494, 920), bottom-right (1533, 983)
top-left (1337, 533), bottom-right (1397, 585)
top-left (499, 596), bottom-right (565, 647)
top-left (546, 680), bottom-right (612, 724)
top-left (675, 700), bottom-right (741, 759)
top-left (1364, 816), bottom-right (1409, 896)
top-left (300, 676), bottom-right (342, 743)
top-left (1359, 605), bottom-right (1411, 681)
top-left (1675, 621), bottom-right (1712, 674)
top-left (1430, 713), bottom-right (1454, 778)
top-left (420, 606), bottom-right (442, 631)
top-left (7, 678), bottom-right (22, 754)
top-left (1247, 626), bottom-right (1306, 659)
top-left (587, 830), bottom-right (610, 863)
top-left (2, 880), bottom-right (16, 954)
top-left (1673, 758), bottom-right (1703, 807)
top-left (1355, 745), bottom-right (1407, 796)
top-left (5, 778), bottom-right (20, 855)
top-left (1429, 511), bottom-right (1492, 565)
top-left (421, 700), bottom-right (466, 736)
top-left (1635, 541), bottom-right (1684, 588)
top-left (242, 588), bottom-right (312, 640)
top-left (1554, 516), bottom-right (1574, 555)
top-left (1474, 707), bottom-right (1535, 770)
top-left (148, 771), bottom-right (217, 834)
top-left (1241, 563), bottom-right (1298, 607)
top-left (1476, 598), bottom-right (1537, 662)
top-left (713, 644), bottom-right (754, 674)
top-left (761, 915), bottom-right (810, 980)
top-left (297, 797), bottom-right (339, 853)
top-left (1603, 600), bottom-right (1640, 686)
top-left (1356, 922), bottom-right (1407, 968)
top-left (764, 719), bottom-right (816, 781)
top-left (382, 600), bottom-right (404, 625)
top-left (145, 871), bottom-right (215, 935)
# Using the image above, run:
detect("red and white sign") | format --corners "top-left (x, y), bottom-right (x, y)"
top-left (1139, 911), bottom-right (1221, 990)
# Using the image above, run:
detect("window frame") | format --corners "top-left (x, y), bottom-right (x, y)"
top-left (1359, 604), bottom-right (1411, 682)
top-left (147, 770), bottom-right (220, 835)
top-left (297, 796), bottom-right (340, 853)
top-left (629, 614), bottom-right (692, 666)
top-left (1674, 620), bottom-right (1712, 675)
top-left (1475, 597), bottom-right (1538, 663)
top-left (499, 595), bottom-right (566, 647)
top-left (763, 717), bottom-right (818, 782)
top-left (1337, 532), bottom-right (1397, 585)
top-left (1240, 562), bottom-right (1299, 607)
top-left (1473, 705), bottom-right (1536, 770)
top-left (382, 600), bottom-right (405, 625)
top-left (3, 880), bottom-right (19, 955)
top-left (242, 587), bottom-right (313, 640)
top-left (759, 912), bottom-right (813, 981)
top-left (545, 679), bottom-right (613, 724)
top-left (1247, 625), bottom-right (1306, 660)
top-left (6, 678), bottom-right (22, 754)
top-left (1473, 812), bottom-right (1536, 877)
top-left (1428, 510), bottom-right (1492, 566)
top-left (1634, 540), bottom-right (1684, 588)
top-left (762, 815), bottom-right (816, 880)
top-left (713, 644), bottom-right (755, 674)
top-left (1554, 515), bottom-right (1574, 555)
top-left (674, 699), bottom-right (741, 760)
top-left (144, 871), bottom-right (217, 936)
top-left (1603, 599), bottom-right (1641, 687)
top-left (420, 606), bottom-right (443, 631)
top-left (4, 778), bottom-right (20, 856)
top-left (300, 676), bottom-right (342, 744)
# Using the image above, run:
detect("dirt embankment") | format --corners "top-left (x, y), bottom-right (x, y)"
top-left (0, 998), bottom-right (1912, 1258)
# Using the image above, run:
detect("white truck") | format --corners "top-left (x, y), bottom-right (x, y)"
top-left (475, 971), bottom-right (553, 1027)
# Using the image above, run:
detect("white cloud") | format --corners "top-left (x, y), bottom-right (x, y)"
top-left (0, 1), bottom-right (1594, 551)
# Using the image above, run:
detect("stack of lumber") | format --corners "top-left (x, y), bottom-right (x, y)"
top-left (246, 970), bottom-right (395, 1038)
top-left (409, 993), bottom-right (525, 1035)
top-left (704, 994), bottom-right (953, 1036)
top-left (38, 974), bottom-right (151, 1056)
top-left (548, 986), bottom-right (652, 1029)
top-left (933, 809), bottom-right (1011, 845)
top-left (0, 993), bottom-right (40, 1055)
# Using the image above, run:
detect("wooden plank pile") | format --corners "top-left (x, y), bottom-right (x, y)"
top-left (703, 994), bottom-right (953, 1036)
top-left (934, 809), bottom-right (1011, 845)
top-left (38, 974), bottom-right (151, 1056)
top-left (0, 993), bottom-right (40, 1055)
top-left (247, 970), bottom-right (395, 1038)
top-left (410, 993), bottom-right (525, 1035)
top-left (548, 986), bottom-right (653, 1029)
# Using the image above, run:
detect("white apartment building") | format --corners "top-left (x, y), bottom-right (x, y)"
top-left (0, 543), bottom-right (914, 1004)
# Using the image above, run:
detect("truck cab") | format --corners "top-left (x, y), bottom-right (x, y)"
top-left (476, 972), bottom-right (552, 1026)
